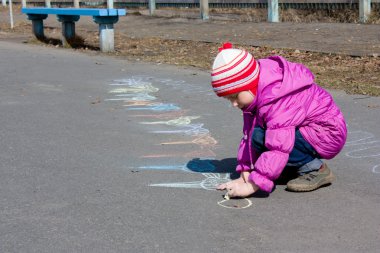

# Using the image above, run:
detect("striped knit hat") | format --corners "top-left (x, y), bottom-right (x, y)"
top-left (211, 42), bottom-right (259, 97)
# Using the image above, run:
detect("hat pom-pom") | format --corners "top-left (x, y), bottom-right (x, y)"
top-left (218, 42), bottom-right (233, 52)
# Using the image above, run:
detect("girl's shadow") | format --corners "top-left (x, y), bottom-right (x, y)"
top-left (186, 158), bottom-right (299, 197)
top-left (186, 158), bottom-right (271, 198)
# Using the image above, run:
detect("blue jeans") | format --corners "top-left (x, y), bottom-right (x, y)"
top-left (252, 127), bottom-right (322, 175)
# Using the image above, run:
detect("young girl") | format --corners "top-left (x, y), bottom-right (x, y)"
top-left (212, 43), bottom-right (347, 198)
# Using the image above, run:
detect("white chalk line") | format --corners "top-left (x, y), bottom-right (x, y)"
top-left (345, 129), bottom-right (380, 174)
top-left (372, 165), bottom-right (380, 174)
top-left (217, 198), bottom-right (253, 209)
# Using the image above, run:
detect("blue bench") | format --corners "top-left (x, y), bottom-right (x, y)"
top-left (22, 8), bottom-right (127, 52)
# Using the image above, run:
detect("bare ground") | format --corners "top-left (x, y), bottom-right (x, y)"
top-left (1, 5), bottom-right (380, 96)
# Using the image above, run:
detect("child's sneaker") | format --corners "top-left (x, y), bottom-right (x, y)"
top-left (286, 163), bottom-right (336, 192)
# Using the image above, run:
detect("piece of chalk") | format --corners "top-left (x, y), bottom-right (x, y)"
top-left (224, 193), bottom-right (230, 200)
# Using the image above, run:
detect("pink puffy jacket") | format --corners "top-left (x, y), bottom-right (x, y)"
top-left (236, 56), bottom-right (347, 192)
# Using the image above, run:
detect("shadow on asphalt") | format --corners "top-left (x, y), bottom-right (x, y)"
top-left (186, 158), bottom-right (304, 197)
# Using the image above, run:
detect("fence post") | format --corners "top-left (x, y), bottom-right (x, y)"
top-left (9, 0), bottom-right (14, 29)
top-left (200, 0), bottom-right (209, 20)
top-left (74, 0), bottom-right (79, 8)
top-left (359, 0), bottom-right (371, 23)
top-left (22, 0), bottom-right (26, 7)
top-left (107, 0), bottom-right (113, 9)
top-left (2, 0), bottom-right (6, 7)
top-left (45, 0), bottom-right (51, 8)
top-left (268, 0), bottom-right (279, 22)
top-left (149, 0), bottom-right (156, 15)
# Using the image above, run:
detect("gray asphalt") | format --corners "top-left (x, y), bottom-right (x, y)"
top-left (1, 41), bottom-right (380, 252)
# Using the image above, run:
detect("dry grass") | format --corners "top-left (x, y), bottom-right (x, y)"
top-left (209, 7), bottom-right (380, 24)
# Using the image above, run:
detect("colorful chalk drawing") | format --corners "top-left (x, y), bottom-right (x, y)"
top-left (105, 94), bottom-right (157, 102)
top-left (105, 76), bottom-right (380, 209)
top-left (131, 110), bottom-right (190, 119)
top-left (141, 149), bottom-right (217, 158)
top-left (138, 159), bottom-right (216, 173)
top-left (160, 134), bottom-right (217, 146)
top-left (127, 103), bottom-right (181, 111)
top-left (344, 128), bottom-right (380, 174)
top-left (152, 123), bottom-right (209, 136)
top-left (140, 116), bottom-right (200, 126)
top-left (150, 173), bottom-right (230, 190)
top-left (105, 76), bottom-right (241, 208)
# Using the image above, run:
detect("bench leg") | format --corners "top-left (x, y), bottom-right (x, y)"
top-left (32, 19), bottom-right (45, 40)
top-left (93, 16), bottom-right (119, 53)
top-left (26, 14), bottom-right (48, 40)
top-left (57, 15), bottom-right (80, 47)
top-left (99, 23), bottom-right (114, 53)
top-left (61, 21), bottom-right (76, 47)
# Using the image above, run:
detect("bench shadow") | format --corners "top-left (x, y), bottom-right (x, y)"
top-left (37, 35), bottom-right (99, 51)
top-left (186, 158), bottom-right (300, 197)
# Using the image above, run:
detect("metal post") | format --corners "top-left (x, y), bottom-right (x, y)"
top-left (22, 0), bottom-right (26, 7)
top-left (74, 0), bottom-right (79, 8)
top-left (148, 0), bottom-right (156, 15)
top-left (359, 0), bottom-right (371, 23)
top-left (45, 0), bottom-right (51, 8)
top-left (107, 0), bottom-right (113, 9)
top-left (9, 0), bottom-right (14, 29)
top-left (268, 0), bottom-right (279, 22)
top-left (2, 0), bottom-right (6, 7)
top-left (200, 0), bottom-right (209, 20)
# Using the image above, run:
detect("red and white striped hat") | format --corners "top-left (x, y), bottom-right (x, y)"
top-left (211, 42), bottom-right (259, 97)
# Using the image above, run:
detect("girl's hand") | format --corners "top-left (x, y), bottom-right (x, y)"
top-left (218, 179), bottom-right (259, 198)
top-left (228, 180), bottom-right (259, 198)
top-left (216, 171), bottom-right (249, 190)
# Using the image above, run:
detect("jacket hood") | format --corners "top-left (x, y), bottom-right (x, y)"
top-left (256, 56), bottom-right (315, 107)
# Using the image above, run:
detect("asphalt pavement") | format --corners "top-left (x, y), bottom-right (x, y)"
top-left (1, 29), bottom-right (380, 252)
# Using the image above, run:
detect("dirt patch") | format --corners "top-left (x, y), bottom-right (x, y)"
top-left (1, 5), bottom-right (380, 96)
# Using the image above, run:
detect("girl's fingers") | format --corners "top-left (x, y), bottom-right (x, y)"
top-left (216, 183), bottom-right (227, 190)
top-left (227, 189), bottom-right (236, 198)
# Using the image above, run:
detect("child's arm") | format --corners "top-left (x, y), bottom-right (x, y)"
top-left (236, 112), bottom-right (257, 172)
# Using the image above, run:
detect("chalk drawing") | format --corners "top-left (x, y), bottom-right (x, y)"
top-left (138, 159), bottom-right (216, 173)
top-left (105, 94), bottom-right (157, 102)
top-left (131, 110), bottom-right (189, 119)
top-left (150, 173), bottom-right (230, 190)
top-left (134, 76), bottom-right (214, 95)
top-left (141, 149), bottom-right (217, 159)
top-left (152, 123), bottom-right (209, 136)
top-left (111, 78), bottom-right (152, 87)
top-left (123, 101), bottom-right (156, 107)
top-left (345, 146), bottom-right (380, 158)
top-left (344, 129), bottom-right (380, 174)
top-left (160, 134), bottom-right (218, 146)
top-left (217, 198), bottom-right (253, 209)
top-left (109, 84), bottom-right (159, 94)
top-left (127, 103), bottom-right (181, 111)
top-left (106, 77), bottom-right (233, 208)
top-left (140, 116), bottom-right (200, 126)
top-left (373, 165), bottom-right (380, 174)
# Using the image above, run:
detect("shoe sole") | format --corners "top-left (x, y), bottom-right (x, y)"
top-left (286, 170), bottom-right (336, 192)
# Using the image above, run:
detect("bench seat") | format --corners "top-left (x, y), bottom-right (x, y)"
top-left (21, 8), bottom-right (126, 17)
